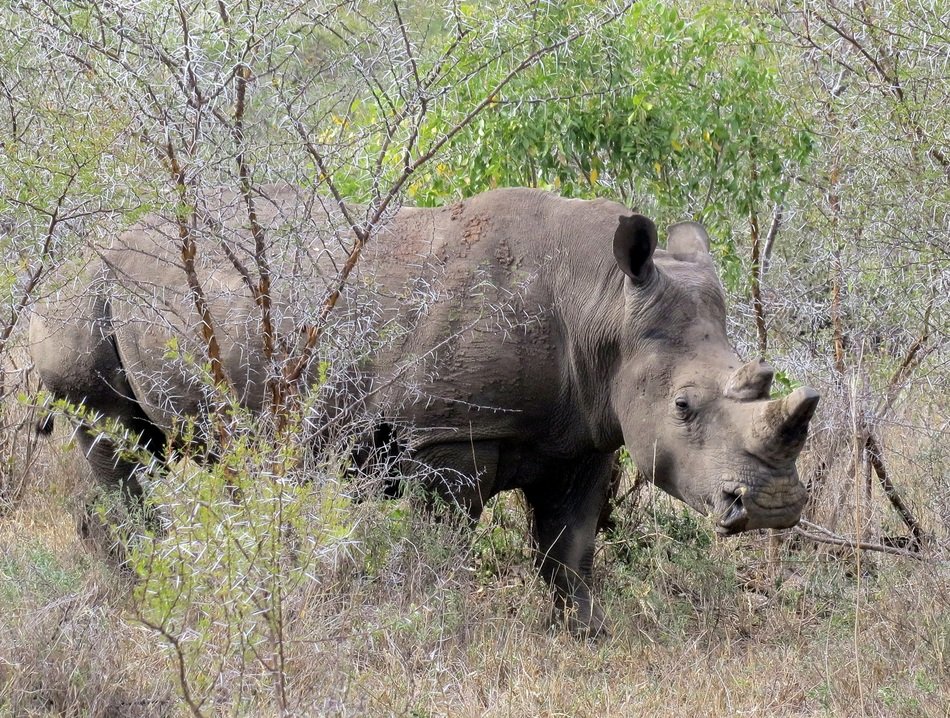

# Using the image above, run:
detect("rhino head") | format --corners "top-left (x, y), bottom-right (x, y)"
top-left (610, 214), bottom-right (818, 534)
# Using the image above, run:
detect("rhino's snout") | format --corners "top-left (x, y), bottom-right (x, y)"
top-left (709, 385), bottom-right (817, 535)
top-left (714, 477), bottom-right (807, 535)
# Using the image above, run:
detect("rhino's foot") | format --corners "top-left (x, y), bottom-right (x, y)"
top-left (77, 489), bottom-right (164, 576)
top-left (77, 498), bottom-right (134, 575)
top-left (550, 598), bottom-right (609, 641)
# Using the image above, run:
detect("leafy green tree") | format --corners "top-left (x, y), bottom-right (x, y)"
top-left (414, 1), bottom-right (812, 286)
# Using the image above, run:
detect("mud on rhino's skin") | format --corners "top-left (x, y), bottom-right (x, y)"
top-left (29, 185), bottom-right (820, 637)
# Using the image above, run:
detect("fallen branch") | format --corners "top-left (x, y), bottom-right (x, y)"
top-left (794, 519), bottom-right (926, 561)
top-left (865, 433), bottom-right (925, 549)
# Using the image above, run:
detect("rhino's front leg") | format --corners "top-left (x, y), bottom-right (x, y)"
top-left (525, 452), bottom-right (615, 638)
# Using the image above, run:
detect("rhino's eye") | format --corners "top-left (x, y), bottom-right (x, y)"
top-left (674, 397), bottom-right (691, 414)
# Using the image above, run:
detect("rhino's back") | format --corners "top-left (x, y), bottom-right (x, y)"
top-left (77, 185), bottom-right (627, 452)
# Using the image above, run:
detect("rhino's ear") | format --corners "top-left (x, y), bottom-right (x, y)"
top-left (613, 214), bottom-right (657, 283)
top-left (667, 221), bottom-right (710, 260)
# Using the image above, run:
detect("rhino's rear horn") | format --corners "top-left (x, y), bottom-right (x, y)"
top-left (725, 359), bottom-right (774, 401)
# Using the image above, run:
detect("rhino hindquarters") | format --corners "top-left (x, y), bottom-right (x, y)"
top-left (30, 285), bottom-right (168, 523)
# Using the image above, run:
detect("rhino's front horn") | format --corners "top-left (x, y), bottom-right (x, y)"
top-left (751, 386), bottom-right (820, 461)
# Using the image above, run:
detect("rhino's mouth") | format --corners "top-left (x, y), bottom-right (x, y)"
top-left (713, 486), bottom-right (749, 536)
top-left (708, 477), bottom-right (808, 534)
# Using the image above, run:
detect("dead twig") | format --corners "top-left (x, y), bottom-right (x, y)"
top-left (864, 434), bottom-right (925, 549)
top-left (794, 519), bottom-right (927, 561)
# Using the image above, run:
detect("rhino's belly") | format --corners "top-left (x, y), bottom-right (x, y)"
top-left (362, 306), bottom-right (585, 458)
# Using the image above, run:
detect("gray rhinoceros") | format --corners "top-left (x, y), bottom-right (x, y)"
top-left (30, 185), bottom-right (819, 634)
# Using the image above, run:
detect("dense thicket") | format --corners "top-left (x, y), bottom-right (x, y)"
top-left (0, 1), bottom-right (946, 715)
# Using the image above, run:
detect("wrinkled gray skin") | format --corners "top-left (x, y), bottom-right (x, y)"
top-left (30, 186), bottom-right (819, 635)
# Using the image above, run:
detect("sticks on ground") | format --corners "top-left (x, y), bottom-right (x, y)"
top-left (794, 520), bottom-right (929, 561)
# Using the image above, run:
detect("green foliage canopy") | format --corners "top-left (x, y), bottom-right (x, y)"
top-left (413, 1), bottom-right (813, 264)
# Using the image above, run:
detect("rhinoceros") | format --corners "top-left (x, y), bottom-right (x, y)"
top-left (29, 185), bottom-right (819, 635)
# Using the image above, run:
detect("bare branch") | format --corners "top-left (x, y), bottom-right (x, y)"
top-left (232, 64), bottom-right (276, 366)
top-left (163, 140), bottom-right (234, 399)
top-left (865, 433), bottom-right (925, 549)
top-left (794, 520), bottom-right (928, 561)
top-left (760, 198), bottom-right (784, 280)
top-left (874, 298), bottom-right (936, 420)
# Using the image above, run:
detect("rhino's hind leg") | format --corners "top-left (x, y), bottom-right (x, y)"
top-left (524, 452), bottom-right (616, 638)
top-left (414, 440), bottom-right (501, 522)
top-left (73, 413), bottom-right (168, 562)
top-left (75, 426), bottom-right (153, 506)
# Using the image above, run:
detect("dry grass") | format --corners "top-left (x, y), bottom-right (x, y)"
top-left (1, 411), bottom-right (948, 718)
